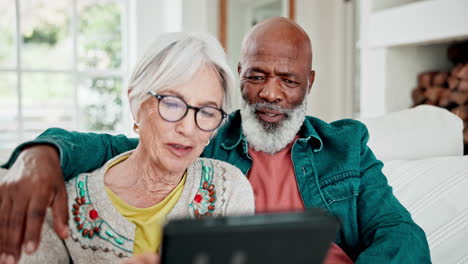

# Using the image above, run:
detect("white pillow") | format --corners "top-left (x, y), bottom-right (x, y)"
top-left (360, 105), bottom-right (464, 161)
top-left (0, 148), bottom-right (12, 165)
top-left (0, 168), bottom-right (7, 179)
top-left (383, 156), bottom-right (468, 264)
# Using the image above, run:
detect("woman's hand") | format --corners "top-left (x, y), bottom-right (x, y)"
top-left (120, 253), bottom-right (160, 264)
top-left (0, 145), bottom-right (69, 264)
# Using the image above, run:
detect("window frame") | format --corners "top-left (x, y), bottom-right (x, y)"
top-left (0, 0), bottom-right (129, 147)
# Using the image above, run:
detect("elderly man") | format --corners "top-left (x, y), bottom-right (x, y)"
top-left (1, 17), bottom-right (430, 263)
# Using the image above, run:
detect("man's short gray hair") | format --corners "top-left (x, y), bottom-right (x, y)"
top-left (128, 32), bottom-right (235, 121)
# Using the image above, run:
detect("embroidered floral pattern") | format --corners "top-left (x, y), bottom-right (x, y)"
top-left (189, 160), bottom-right (217, 218)
top-left (71, 175), bottom-right (133, 257)
top-left (72, 196), bottom-right (102, 238)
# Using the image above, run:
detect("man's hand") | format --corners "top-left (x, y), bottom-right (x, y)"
top-left (0, 145), bottom-right (69, 264)
top-left (120, 253), bottom-right (160, 264)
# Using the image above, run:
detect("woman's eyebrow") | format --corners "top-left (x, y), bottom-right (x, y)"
top-left (159, 89), bottom-right (220, 108)
top-left (198, 100), bottom-right (219, 108)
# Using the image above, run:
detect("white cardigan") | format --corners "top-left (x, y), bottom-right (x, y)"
top-left (20, 152), bottom-right (255, 263)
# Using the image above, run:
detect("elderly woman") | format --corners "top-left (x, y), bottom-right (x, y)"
top-left (19, 32), bottom-right (254, 263)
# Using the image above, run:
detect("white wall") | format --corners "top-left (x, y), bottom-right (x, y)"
top-left (182, 0), bottom-right (218, 36)
top-left (129, 0), bottom-right (182, 66)
top-left (128, 0), bottom-right (350, 122)
top-left (124, 0), bottom-right (183, 135)
top-left (296, 0), bottom-right (349, 121)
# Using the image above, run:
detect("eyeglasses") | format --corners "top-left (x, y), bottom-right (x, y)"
top-left (148, 91), bottom-right (227, 132)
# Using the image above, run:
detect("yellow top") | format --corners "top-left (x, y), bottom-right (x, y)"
top-left (104, 155), bottom-right (186, 255)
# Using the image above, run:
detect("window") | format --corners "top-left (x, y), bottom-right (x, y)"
top-left (0, 0), bottom-right (128, 148)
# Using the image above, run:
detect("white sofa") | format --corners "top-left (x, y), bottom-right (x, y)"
top-left (0, 105), bottom-right (466, 263)
top-left (361, 105), bottom-right (468, 264)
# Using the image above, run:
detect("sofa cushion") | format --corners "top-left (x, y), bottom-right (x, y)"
top-left (0, 148), bottom-right (12, 165)
top-left (383, 156), bottom-right (468, 264)
top-left (361, 105), bottom-right (464, 161)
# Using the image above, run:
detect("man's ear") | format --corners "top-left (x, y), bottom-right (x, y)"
top-left (237, 62), bottom-right (242, 75)
top-left (307, 70), bottom-right (315, 94)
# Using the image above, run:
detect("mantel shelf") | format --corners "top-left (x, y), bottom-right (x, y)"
top-left (368, 0), bottom-right (468, 48)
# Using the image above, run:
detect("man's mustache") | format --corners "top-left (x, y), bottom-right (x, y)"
top-left (251, 102), bottom-right (293, 117)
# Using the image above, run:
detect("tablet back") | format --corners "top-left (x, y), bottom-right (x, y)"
top-left (161, 209), bottom-right (340, 264)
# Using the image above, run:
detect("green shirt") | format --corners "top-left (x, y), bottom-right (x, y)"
top-left (3, 110), bottom-right (431, 263)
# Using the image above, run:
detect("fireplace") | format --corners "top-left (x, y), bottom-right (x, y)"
top-left (359, 0), bottom-right (468, 154)
top-left (411, 41), bottom-right (468, 153)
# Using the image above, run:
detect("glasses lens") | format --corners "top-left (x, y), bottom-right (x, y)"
top-left (158, 96), bottom-right (187, 121)
top-left (196, 107), bottom-right (223, 131)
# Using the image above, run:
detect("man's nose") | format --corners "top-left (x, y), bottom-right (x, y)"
top-left (258, 77), bottom-right (284, 103)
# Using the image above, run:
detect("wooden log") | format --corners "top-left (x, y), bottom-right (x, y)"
top-left (452, 105), bottom-right (468, 121)
top-left (452, 64), bottom-right (464, 77)
top-left (459, 80), bottom-right (468, 92)
top-left (438, 89), bottom-right (453, 107)
top-left (433, 72), bottom-right (449, 86)
top-left (411, 87), bottom-right (427, 105)
top-left (448, 76), bottom-right (460, 90)
top-left (418, 71), bottom-right (437, 88)
top-left (458, 64), bottom-right (468, 80)
top-left (450, 91), bottom-right (468, 106)
top-left (424, 86), bottom-right (445, 104)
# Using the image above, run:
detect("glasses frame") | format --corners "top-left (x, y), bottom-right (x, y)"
top-left (147, 91), bottom-right (227, 132)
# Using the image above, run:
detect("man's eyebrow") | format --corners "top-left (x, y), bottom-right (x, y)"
top-left (245, 67), bottom-right (268, 75)
top-left (276, 72), bottom-right (297, 78)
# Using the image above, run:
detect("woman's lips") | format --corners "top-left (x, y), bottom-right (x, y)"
top-left (256, 109), bottom-right (286, 123)
top-left (167, 143), bottom-right (193, 157)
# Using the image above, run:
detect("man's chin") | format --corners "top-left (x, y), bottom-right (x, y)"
top-left (240, 98), bottom-right (307, 154)
top-left (256, 117), bottom-right (284, 132)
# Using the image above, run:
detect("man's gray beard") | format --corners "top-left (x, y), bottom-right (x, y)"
top-left (240, 98), bottom-right (307, 154)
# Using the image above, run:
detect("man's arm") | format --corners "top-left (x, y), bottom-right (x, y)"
top-left (355, 125), bottom-right (431, 263)
top-left (18, 210), bottom-right (70, 264)
top-left (0, 128), bottom-right (138, 263)
top-left (2, 127), bottom-right (139, 180)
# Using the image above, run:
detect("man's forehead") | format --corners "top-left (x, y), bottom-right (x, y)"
top-left (245, 56), bottom-right (295, 69)
top-left (245, 38), bottom-right (301, 58)
top-left (243, 53), bottom-right (308, 73)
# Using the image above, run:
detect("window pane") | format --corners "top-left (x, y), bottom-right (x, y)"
top-left (78, 76), bottom-right (122, 131)
top-left (0, 73), bottom-right (18, 148)
top-left (21, 0), bottom-right (72, 69)
top-left (22, 73), bottom-right (75, 140)
top-left (78, 0), bottom-right (123, 70)
top-left (0, 1), bottom-right (16, 68)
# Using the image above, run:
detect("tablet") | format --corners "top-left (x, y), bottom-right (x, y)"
top-left (161, 209), bottom-right (340, 264)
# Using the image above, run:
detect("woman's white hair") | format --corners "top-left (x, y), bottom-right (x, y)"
top-left (128, 32), bottom-right (235, 122)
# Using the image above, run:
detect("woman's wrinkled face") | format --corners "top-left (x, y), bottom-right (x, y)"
top-left (136, 65), bottom-right (224, 174)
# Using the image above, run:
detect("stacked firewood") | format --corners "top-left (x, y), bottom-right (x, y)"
top-left (411, 41), bottom-right (468, 152)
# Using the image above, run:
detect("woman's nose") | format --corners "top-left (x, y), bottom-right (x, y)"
top-left (174, 109), bottom-right (198, 136)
